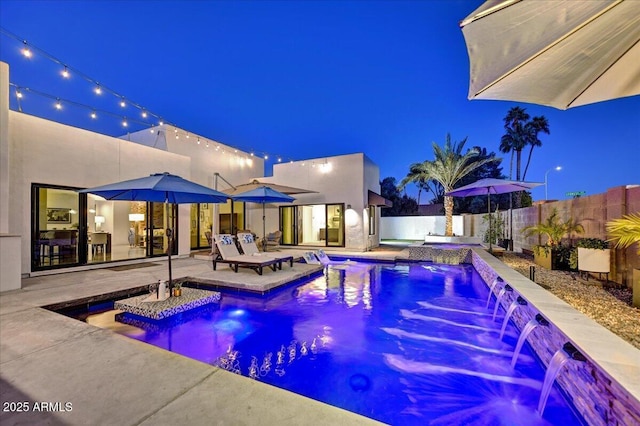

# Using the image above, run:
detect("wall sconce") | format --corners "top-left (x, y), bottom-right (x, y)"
top-left (345, 204), bottom-right (358, 227)
top-left (94, 215), bottom-right (105, 231)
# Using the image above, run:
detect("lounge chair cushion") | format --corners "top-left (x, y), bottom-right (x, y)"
top-left (219, 235), bottom-right (234, 245)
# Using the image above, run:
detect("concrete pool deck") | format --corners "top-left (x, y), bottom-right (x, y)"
top-left (1, 248), bottom-right (405, 426)
top-left (2, 245), bottom-right (639, 424)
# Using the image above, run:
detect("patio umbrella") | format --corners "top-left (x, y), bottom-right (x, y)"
top-left (221, 179), bottom-right (317, 196)
top-left (445, 178), bottom-right (542, 251)
top-left (231, 186), bottom-right (295, 251)
top-left (460, 0), bottom-right (640, 110)
top-left (80, 172), bottom-right (229, 289)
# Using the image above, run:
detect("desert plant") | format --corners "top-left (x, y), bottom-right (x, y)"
top-left (606, 212), bottom-right (640, 255)
top-left (522, 209), bottom-right (584, 249)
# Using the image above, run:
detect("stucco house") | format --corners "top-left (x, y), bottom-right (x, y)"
top-left (0, 61), bottom-right (388, 292)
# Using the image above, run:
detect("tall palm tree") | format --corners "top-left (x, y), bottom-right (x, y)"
top-left (423, 134), bottom-right (499, 236)
top-left (522, 116), bottom-right (550, 180)
top-left (500, 107), bottom-right (530, 181)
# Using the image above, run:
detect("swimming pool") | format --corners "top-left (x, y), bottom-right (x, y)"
top-left (93, 262), bottom-right (582, 425)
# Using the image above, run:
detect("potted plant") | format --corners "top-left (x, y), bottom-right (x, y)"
top-left (522, 209), bottom-right (583, 270)
top-left (576, 238), bottom-right (610, 278)
top-left (606, 212), bottom-right (640, 307)
top-left (482, 211), bottom-right (508, 248)
top-left (172, 281), bottom-right (183, 297)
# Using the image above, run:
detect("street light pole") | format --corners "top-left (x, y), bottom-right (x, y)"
top-left (544, 166), bottom-right (562, 200)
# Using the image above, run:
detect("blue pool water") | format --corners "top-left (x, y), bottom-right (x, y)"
top-left (112, 262), bottom-right (582, 425)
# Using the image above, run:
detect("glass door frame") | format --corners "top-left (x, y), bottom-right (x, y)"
top-left (31, 183), bottom-right (88, 272)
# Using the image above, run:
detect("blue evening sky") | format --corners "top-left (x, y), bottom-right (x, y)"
top-left (1, 0), bottom-right (638, 203)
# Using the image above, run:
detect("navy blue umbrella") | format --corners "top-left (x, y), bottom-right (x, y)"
top-left (231, 186), bottom-right (295, 251)
top-left (80, 172), bottom-right (229, 289)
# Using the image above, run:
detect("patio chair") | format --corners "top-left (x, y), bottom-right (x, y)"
top-left (264, 230), bottom-right (282, 250)
top-left (237, 232), bottom-right (294, 268)
top-left (212, 234), bottom-right (284, 275)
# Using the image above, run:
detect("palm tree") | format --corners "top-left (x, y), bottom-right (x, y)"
top-left (500, 107), bottom-right (530, 181)
top-left (398, 162), bottom-right (430, 205)
top-left (522, 116), bottom-right (550, 180)
top-left (423, 134), bottom-right (499, 236)
top-left (607, 213), bottom-right (640, 255)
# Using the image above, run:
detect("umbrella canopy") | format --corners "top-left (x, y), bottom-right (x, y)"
top-left (79, 172), bottom-right (229, 204)
top-left (445, 178), bottom-right (543, 198)
top-left (460, 0), bottom-right (640, 110)
top-left (80, 172), bottom-right (229, 289)
top-left (221, 179), bottom-right (316, 196)
top-left (446, 178), bottom-right (542, 251)
top-left (231, 186), bottom-right (295, 251)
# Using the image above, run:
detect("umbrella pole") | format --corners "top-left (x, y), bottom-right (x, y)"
top-left (488, 192), bottom-right (492, 253)
top-left (509, 193), bottom-right (514, 251)
top-left (262, 203), bottom-right (267, 252)
top-left (166, 201), bottom-right (173, 293)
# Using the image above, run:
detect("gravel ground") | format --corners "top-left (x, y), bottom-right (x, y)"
top-left (501, 252), bottom-right (640, 350)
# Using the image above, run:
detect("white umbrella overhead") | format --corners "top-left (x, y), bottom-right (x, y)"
top-left (460, 0), bottom-right (640, 109)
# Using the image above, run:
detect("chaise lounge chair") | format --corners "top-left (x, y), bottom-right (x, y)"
top-left (212, 234), bottom-right (285, 275)
top-left (237, 232), bottom-right (294, 268)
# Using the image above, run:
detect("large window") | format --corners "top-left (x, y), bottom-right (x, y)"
top-left (368, 205), bottom-right (376, 235)
top-left (32, 185), bottom-right (82, 270)
top-left (279, 203), bottom-right (345, 247)
top-left (32, 183), bottom-right (177, 271)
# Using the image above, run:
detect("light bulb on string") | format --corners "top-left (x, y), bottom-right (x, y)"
top-left (90, 111), bottom-right (97, 119)
top-left (186, 133), bottom-right (190, 139)
top-left (159, 120), bottom-right (164, 126)
top-left (122, 118), bottom-right (128, 127)
top-left (21, 41), bottom-right (32, 58)
top-left (141, 110), bottom-right (147, 118)
top-left (54, 99), bottom-right (62, 110)
top-left (277, 157), bottom-right (282, 163)
top-left (206, 141), bottom-right (209, 148)
top-left (264, 154), bottom-right (269, 160)
top-left (15, 88), bottom-right (23, 99)
top-left (119, 98), bottom-right (126, 108)
top-left (61, 66), bottom-right (70, 78)
top-left (197, 138), bottom-right (200, 145)
top-left (94, 84), bottom-right (102, 95)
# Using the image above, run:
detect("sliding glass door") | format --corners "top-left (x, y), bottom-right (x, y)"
top-left (279, 203), bottom-right (344, 247)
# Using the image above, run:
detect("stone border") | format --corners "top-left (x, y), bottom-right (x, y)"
top-left (114, 288), bottom-right (221, 320)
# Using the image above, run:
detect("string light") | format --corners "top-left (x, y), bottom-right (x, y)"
top-left (2, 29), bottom-right (299, 164)
top-left (21, 40), bottom-right (32, 58)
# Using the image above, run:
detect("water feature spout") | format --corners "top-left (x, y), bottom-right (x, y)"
top-left (485, 277), bottom-right (504, 309)
top-left (492, 285), bottom-right (513, 321)
top-left (562, 342), bottom-right (587, 362)
top-left (500, 297), bottom-right (522, 339)
top-left (511, 313), bottom-right (549, 368)
top-left (535, 313), bottom-right (549, 327)
top-left (537, 342), bottom-right (587, 416)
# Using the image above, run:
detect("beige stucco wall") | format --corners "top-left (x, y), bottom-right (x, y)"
top-left (263, 153), bottom-right (382, 251)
